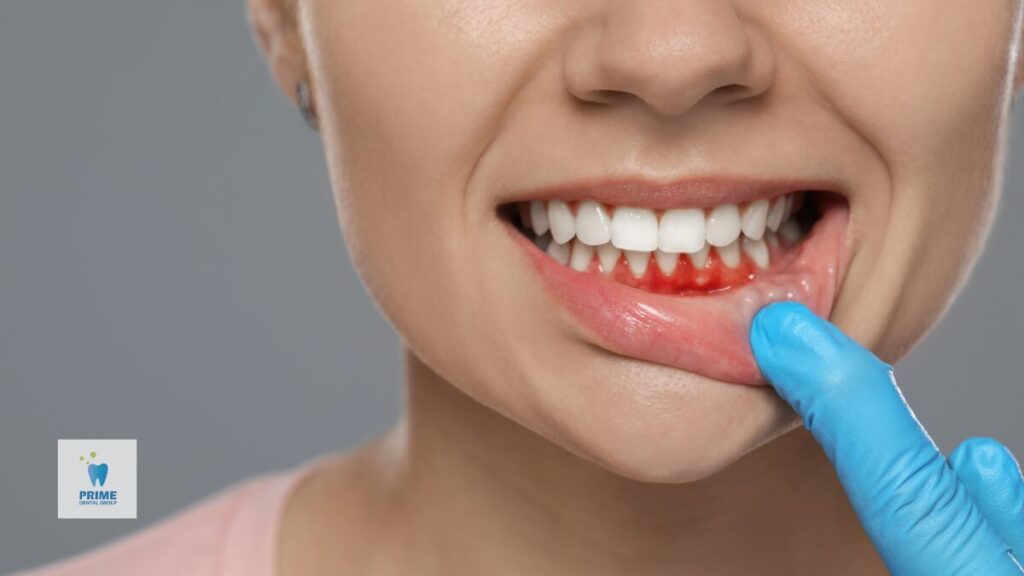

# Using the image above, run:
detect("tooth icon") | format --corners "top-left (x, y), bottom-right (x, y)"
top-left (88, 463), bottom-right (109, 487)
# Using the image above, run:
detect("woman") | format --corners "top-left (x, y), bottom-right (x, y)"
top-left (18, 1), bottom-right (1024, 575)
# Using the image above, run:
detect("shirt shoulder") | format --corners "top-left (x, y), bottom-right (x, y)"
top-left (12, 457), bottom-right (329, 576)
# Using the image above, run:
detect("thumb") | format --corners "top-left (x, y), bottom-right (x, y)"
top-left (950, 437), bottom-right (1024, 560)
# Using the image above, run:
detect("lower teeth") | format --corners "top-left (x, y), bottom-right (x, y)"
top-left (531, 218), bottom-right (806, 294)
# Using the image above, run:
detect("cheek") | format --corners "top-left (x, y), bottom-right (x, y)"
top-left (774, 1), bottom-right (1014, 357)
top-left (303, 1), bottom-right (569, 390)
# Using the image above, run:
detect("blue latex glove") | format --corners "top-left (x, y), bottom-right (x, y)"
top-left (750, 302), bottom-right (1024, 575)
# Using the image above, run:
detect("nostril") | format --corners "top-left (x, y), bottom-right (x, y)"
top-left (717, 84), bottom-right (747, 95)
top-left (577, 89), bottom-right (633, 107)
top-left (711, 83), bottom-right (756, 104)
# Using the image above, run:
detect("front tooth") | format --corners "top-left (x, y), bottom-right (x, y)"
top-left (655, 250), bottom-right (679, 275)
top-left (569, 240), bottom-right (594, 272)
top-left (716, 240), bottom-right (741, 268)
top-left (529, 201), bottom-right (549, 235)
top-left (547, 201), bottom-right (576, 244)
top-left (610, 207), bottom-right (659, 251)
top-left (624, 250), bottom-right (650, 277)
top-left (596, 243), bottom-right (621, 275)
top-left (766, 196), bottom-right (786, 231)
top-left (779, 219), bottom-right (802, 243)
top-left (742, 236), bottom-right (769, 269)
top-left (575, 201), bottom-right (612, 246)
top-left (658, 208), bottom-right (705, 253)
top-left (705, 204), bottom-right (741, 247)
top-left (687, 243), bottom-right (711, 269)
top-left (740, 199), bottom-right (769, 241)
top-left (764, 231), bottom-right (779, 248)
top-left (546, 239), bottom-right (570, 265)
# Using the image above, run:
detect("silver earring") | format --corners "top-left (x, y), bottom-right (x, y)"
top-left (296, 80), bottom-right (318, 131)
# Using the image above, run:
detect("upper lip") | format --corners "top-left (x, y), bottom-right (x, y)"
top-left (501, 175), bottom-right (844, 210)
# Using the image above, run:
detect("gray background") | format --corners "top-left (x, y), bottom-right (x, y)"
top-left (0, 2), bottom-right (1021, 573)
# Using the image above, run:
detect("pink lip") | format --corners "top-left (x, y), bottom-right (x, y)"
top-left (502, 175), bottom-right (844, 210)
top-left (506, 184), bottom-right (850, 386)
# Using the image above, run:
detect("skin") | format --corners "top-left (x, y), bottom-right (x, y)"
top-left (247, 1), bottom-right (1024, 574)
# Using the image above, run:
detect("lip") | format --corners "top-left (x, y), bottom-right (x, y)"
top-left (504, 178), bottom-right (851, 385)
top-left (500, 175), bottom-right (844, 210)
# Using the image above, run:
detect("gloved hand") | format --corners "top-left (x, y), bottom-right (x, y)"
top-left (750, 302), bottom-right (1024, 575)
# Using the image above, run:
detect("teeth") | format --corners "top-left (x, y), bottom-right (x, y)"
top-left (611, 207), bottom-right (659, 252)
top-left (658, 208), bottom-right (705, 254)
top-left (740, 199), bottom-right (769, 241)
top-left (779, 219), bottom-right (802, 243)
top-left (529, 201), bottom-right (549, 235)
top-left (655, 250), bottom-right (679, 275)
top-left (596, 243), bottom-right (621, 275)
top-left (530, 193), bottom-right (803, 278)
top-left (533, 232), bottom-right (551, 252)
top-left (575, 201), bottom-right (612, 246)
top-left (716, 240), bottom-right (741, 268)
top-left (705, 204), bottom-right (741, 247)
top-left (687, 243), bottom-right (711, 269)
top-left (569, 240), bottom-right (594, 272)
top-left (766, 196), bottom-right (786, 232)
top-left (781, 194), bottom-right (795, 223)
top-left (547, 201), bottom-right (576, 244)
top-left (742, 236), bottom-right (769, 269)
top-left (546, 239), bottom-right (570, 265)
top-left (624, 250), bottom-right (650, 277)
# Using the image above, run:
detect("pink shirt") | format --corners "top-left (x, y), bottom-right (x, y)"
top-left (14, 454), bottom-right (335, 576)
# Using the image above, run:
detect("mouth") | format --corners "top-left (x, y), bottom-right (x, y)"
top-left (498, 178), bottom-right (850, 385)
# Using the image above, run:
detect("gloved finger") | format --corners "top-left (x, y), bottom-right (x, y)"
top-left (750, 302), bottom-right (1020, 575)
top-left (950, 437), bottom-right (1024, 558)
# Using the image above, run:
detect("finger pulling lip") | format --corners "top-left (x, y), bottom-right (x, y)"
top-left (505, 193), bottom-right (850, 386)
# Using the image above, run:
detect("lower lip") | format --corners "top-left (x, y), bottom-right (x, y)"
top-left (508, 200), bottom-right (850, 385)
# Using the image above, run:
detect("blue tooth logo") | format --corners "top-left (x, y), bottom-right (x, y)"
top-left (81, 451), bottom-right (109, 487)
top-left (88, 463), bottom-right (109, 487)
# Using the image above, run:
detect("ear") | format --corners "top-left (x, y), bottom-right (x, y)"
top-left (247, 0), bottom-right (308, 108)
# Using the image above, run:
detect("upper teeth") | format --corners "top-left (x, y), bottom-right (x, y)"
top-left (611, 207), bottom-right (659, 252)
top-left (525, 193), bottom-right (805, 277)
top-left (529, 194), bottom-right (797, 252)
top-left (658, 208), bottom-right (705, 253)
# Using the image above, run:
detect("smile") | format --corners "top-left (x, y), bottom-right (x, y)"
top-left (500, 178), bottom-right (850, 385)
top-left (515, 192), bottom-right (806, 293)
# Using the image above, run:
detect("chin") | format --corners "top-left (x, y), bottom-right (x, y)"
top-left (530, 353), bottom-right (799, 484)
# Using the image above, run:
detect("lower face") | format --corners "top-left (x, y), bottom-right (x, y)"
top-left (302, 1), bottom-right (1019, 481)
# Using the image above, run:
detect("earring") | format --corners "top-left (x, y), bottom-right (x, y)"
top-left (296, 80), bottom-right (319, 131)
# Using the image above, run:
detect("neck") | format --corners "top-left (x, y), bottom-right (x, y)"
top-left (368, 350), bottom-right (883, 575)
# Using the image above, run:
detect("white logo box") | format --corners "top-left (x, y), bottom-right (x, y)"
top-left (57, 439), bottom-right (137, 519)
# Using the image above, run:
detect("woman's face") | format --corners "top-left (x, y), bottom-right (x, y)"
top-left (273, 1), bottom-right (1022, 481)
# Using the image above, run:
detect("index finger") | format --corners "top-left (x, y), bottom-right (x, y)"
top-left (749, 302), bottom-right (1019, 575)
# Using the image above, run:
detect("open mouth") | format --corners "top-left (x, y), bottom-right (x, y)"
top-left (499, 180), bottom-right (850, 385)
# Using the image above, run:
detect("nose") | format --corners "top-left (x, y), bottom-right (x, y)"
top-left (564, 1), bottom-right (776, 118)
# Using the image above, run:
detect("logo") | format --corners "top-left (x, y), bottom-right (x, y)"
top-left (58, 439), bottom-right (137, 519)
top-left (77, 450), bottom-right (117, 506)
top-left (83, 451), bottom-right (109, 486)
